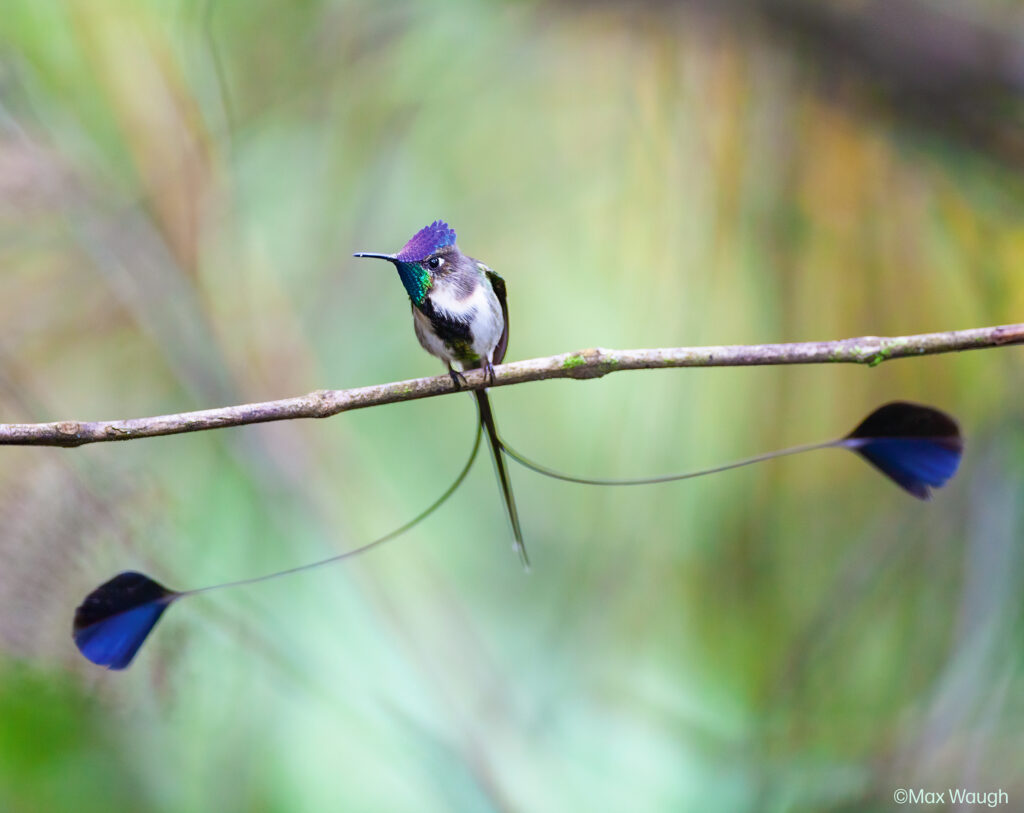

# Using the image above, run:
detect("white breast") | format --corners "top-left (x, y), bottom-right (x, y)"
top-left (430, 280), bottom-right (486, 319)
top-left (415, 281), bottom-right (504, 368)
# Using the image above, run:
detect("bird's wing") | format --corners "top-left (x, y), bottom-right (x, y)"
top-left (482, 266), bottom-right (510, 364)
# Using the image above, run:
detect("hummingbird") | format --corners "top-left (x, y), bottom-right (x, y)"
top-left (353, 221), bottom-right (530, 568)
top-left (69, 228), bottom-right (970, 670)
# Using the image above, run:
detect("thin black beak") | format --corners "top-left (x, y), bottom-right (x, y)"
top-left (352, 252), bottom-right (396, 262)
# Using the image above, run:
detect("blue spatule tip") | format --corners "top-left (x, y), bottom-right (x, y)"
top-left (841, 401), bottom-right (963, 500)
top-left (73, 571), bottom-right (178, 670)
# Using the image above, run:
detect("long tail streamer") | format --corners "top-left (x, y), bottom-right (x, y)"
top-left (499, 401), bottom-right (962, 499)
top-left (474, 389), bottom-right (530, 570)
top-left (73, 425), bottom-right (483, 670)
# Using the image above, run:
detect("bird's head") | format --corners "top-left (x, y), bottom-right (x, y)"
top-left (354, 220), bottom-right (460, 305)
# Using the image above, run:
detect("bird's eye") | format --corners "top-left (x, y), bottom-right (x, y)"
top-left (428, 257), bottom-right (444, 269)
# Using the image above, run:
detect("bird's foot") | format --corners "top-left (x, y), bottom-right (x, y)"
top-left (481, 360), bottom-right (496, 386)
top-left (448, 366), bottom-right (468, 390)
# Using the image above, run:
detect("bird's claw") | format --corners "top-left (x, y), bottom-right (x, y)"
top-left (448, 367), bottom-right (468, 390)
top-left (482, 361), bottom-right (496, 386)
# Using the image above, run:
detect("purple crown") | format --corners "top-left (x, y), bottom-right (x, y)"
top-left (396, 220), bottom-right (457, 262)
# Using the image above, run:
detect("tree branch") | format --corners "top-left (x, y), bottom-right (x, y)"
top-left (2, 323), bottom-right (1021, 448)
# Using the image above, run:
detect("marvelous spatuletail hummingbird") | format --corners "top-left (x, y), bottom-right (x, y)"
top-left (70, 218), bottom-right (966, 670)
top-left (353, 221), bottom-right (530, 568)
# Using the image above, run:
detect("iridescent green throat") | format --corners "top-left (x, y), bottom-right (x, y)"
top-left (395, 261), bottom-right (431, 305)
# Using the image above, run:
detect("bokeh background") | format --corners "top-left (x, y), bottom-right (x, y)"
top-left (1, 1), bottom-right (1022, 810)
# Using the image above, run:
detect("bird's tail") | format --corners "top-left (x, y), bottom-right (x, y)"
top-left (473, 388), bottom-right (530, 570)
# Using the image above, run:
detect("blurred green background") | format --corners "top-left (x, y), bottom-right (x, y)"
top-left (0, 1), bottom-right (1022, 810)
